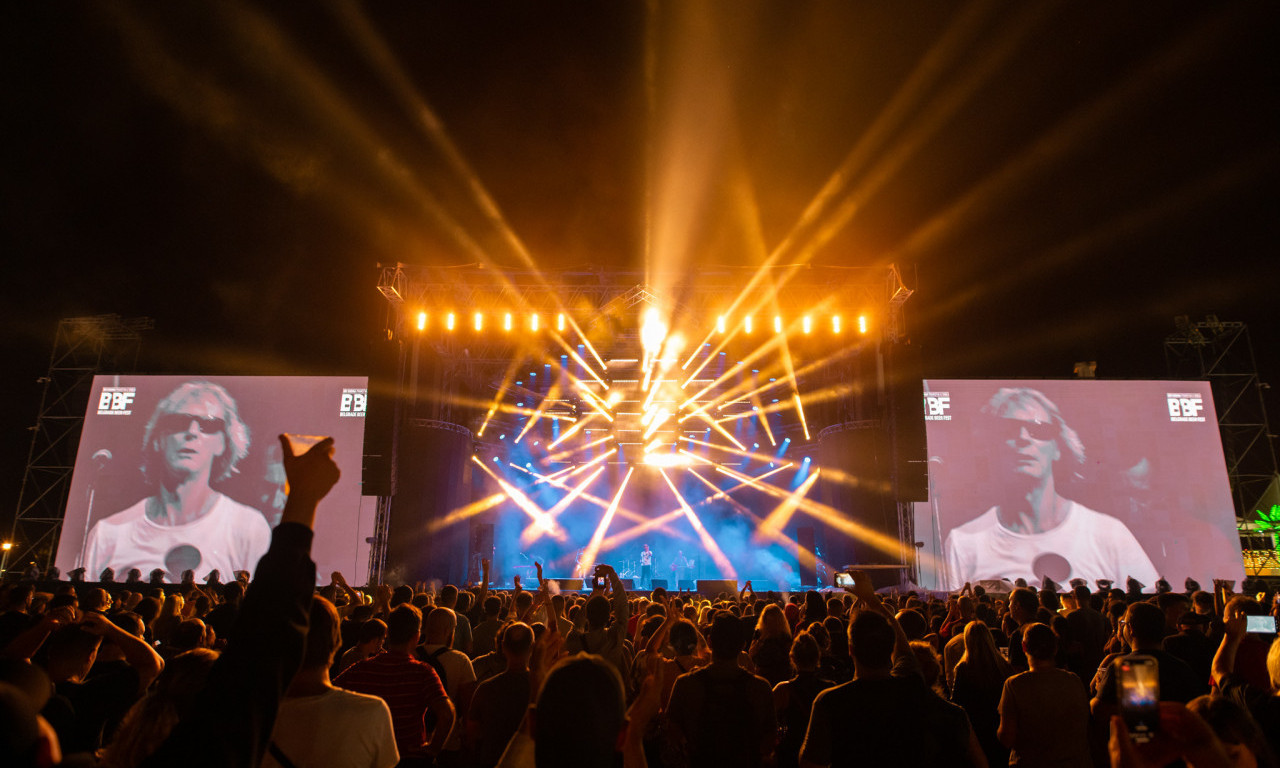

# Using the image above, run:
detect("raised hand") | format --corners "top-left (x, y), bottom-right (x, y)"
top-left (278, 435), bottom-right (340, 507)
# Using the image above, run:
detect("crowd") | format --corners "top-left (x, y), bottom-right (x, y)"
top-left (1, 435), bottom-right (1279, 767)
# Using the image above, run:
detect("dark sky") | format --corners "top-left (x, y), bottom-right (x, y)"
top-left (3, 1), bottom-right (1277, 532)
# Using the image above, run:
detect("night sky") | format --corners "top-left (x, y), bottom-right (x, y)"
top-left (3, 2), bottom-right (1277, 534)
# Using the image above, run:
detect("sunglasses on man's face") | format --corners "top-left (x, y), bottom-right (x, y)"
top-left (158, 414), bottom-right (226, 435)
top-left (991, 417), bottom-right (1057, 442)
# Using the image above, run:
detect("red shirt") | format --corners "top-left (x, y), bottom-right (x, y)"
top-left (335, 650), bottom-right (447, 758)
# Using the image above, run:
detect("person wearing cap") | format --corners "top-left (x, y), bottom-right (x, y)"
top-left (942, 387), bottom-right (1159, 591)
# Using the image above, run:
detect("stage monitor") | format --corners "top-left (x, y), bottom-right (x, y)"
top-left (55, 375), bottom-right (373, 585)
top-left (913, 380), bottom-right (1243, 591)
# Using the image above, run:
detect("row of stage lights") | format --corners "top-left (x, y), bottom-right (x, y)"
top-left (413, 311), bottom-right (871, 335)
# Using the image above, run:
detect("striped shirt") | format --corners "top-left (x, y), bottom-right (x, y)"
top-left (335, 650), bottom-right (448, 759)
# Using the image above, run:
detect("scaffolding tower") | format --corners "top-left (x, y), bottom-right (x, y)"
top-left (7, 315), bottom-right (152, 573)
top-left (1165, 316), bottom-right (1279, 522)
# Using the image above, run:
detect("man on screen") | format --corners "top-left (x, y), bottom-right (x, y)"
top-left (83, 380), bottom-right (271, 580)
top-left (942, 387), bottom-right (1158, 590)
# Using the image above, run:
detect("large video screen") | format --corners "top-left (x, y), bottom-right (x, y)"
top-left (913, 380), bottom-right (1244, 591)
top-left (55, 376), bottom-right (374, 585)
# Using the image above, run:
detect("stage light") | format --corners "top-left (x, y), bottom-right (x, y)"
top-left (641, 308), bottom-right (667, 353)
top-left (858, 315), bottom-right (868, 334)
top-left (773, 316), bottom-right (782, 334)
top-left (832, 315), bottom-right (841, 334)
top-left (417, 312), bottom-right (426, 331)
top-left (643, 452), bottom-right (691, 467)
top-left (504, 313), bottom-right (513, 331)
top-left (474, 312), bottom-right (483, 331)
top-left (531, 313), bottom-right (539, 331)
top-left (802, 316), bottom-right (811, 334)
top-left (744, 316), bottom-right (753, 334)
top-left (446, 313), bottom-right (456, 331)
top-left (717, 315), bottom-right (726, 334)
top-left (557, 313), bottom-right (566, 332)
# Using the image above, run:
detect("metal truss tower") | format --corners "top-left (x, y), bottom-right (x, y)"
top-left (1165, 316), bottom-right (1279, 521)
top-left (7, 315), bottom-right (152, 572)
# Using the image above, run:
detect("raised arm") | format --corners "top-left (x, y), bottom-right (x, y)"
top-left (81, 611), bottom-right (164, 693)
top-left (645, 597), bottom-right (680, 657)
top-left (330, 571), bottom-right (361, 617)
top-left (141, 435), bottom-right (339, 768)
top-left (0, 605), bottom-right (77, 661)
top-left (847, 570), bottom-right (913, 671)
top-left (1211, 613), bottom-right (1247, 688)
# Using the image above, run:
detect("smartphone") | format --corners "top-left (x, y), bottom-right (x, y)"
top-left (1118, 655), bottom-right (1160, 743)
top-left (834, 572), bottom-right (854, 588)
top-left (1245, 615), bottom-right (1277, 634)
top-left (591, 575), bottom-right (604, 590)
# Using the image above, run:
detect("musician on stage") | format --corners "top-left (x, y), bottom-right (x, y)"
top-left (639, 544), bottom-right (653, 588)
top-left (670, 550), bottom-right (690, 585)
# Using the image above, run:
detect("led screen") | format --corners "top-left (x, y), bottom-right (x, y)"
top-left (913, 380), bottom-right (1244, 591)
top-left (55, 375), bottom-right (374, 585)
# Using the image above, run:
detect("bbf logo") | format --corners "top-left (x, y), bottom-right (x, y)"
top-left (340, 388), bottom-right (368, 417)
top-left (97, 387), bottom-right (136, 416)
top-left (1167, 393), bottom-right (1206, 422)
top-left (924, 392), bottom-right (952, 421)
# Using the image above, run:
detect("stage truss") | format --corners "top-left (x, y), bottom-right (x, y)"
top-left (374, 262), bottom-right (917, 587)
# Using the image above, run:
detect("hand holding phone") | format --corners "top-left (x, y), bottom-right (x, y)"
top-left (1118, 655), bottom-right (1160, 743)
top-left (1245, 615), bottom-right (1277, 634)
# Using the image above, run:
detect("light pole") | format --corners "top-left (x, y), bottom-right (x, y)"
top-left (0, 542), bottom-right (12, 577)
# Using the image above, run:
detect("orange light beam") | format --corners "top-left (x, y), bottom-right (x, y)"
top-left (425, 492), bottom-right (507, 534)
top-left (683, 408), bottom-right (745, 451)
top-left (681, 325), bottom-right (720, 371)
top-left (753, 471), bottom-right (820, 544)
top-left (543, 433), bottom-right (616, 464)
top-left (696, 462), bottom-right (794, 500)
top-left (679, 331), bottom-right (790, 409)
top-left (749, 388), bottom-right (777, 447)
top-left (532, 463), bottom-right (579, 485)
top-left (547, 412), bottom-right (595, 450)
top-left (684, 468), bottom-right (821, 566)
top-left (713, 462), bottom-right (799, 492)
top-left (575, 467), bottom-right (635, 578)
top-left (715, 462), bottom-right (913, 563)
top-left (476, 356), bottom-right (528, 438)
top-left (508, 463), bottom-right (690, 538)
top-left (558, 447), bottom-right (617, 480)
top-left (519, 465), bottom-right (605, 547)
top-left (599, 509), bottom-right (686, 551)
top-left (550, 332), bottom-right (609, 388)
top-left (657, 469), bottom-right (736, 578)
top-left (793, 391), bottom-right (811, 442)
top-left (675, 448), bottom-right (716, 466)
top-left (682, 435), bottom-right (796, 467)
top-left (573, 381), bottom-right (616, 423)
top-left (471, 457), bottom-right (566, 541)
top-left (565, 315), bottom-right (608, 372)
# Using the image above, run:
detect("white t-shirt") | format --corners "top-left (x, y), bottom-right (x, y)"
top-left (84, 494), bottom-right (271, 579)
top-left (942, 500), bottom-right (1159, 590)
top-left (419, 643), bottom-right (477, 751)
top-left (264, 687), bottom-right (399, 768)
